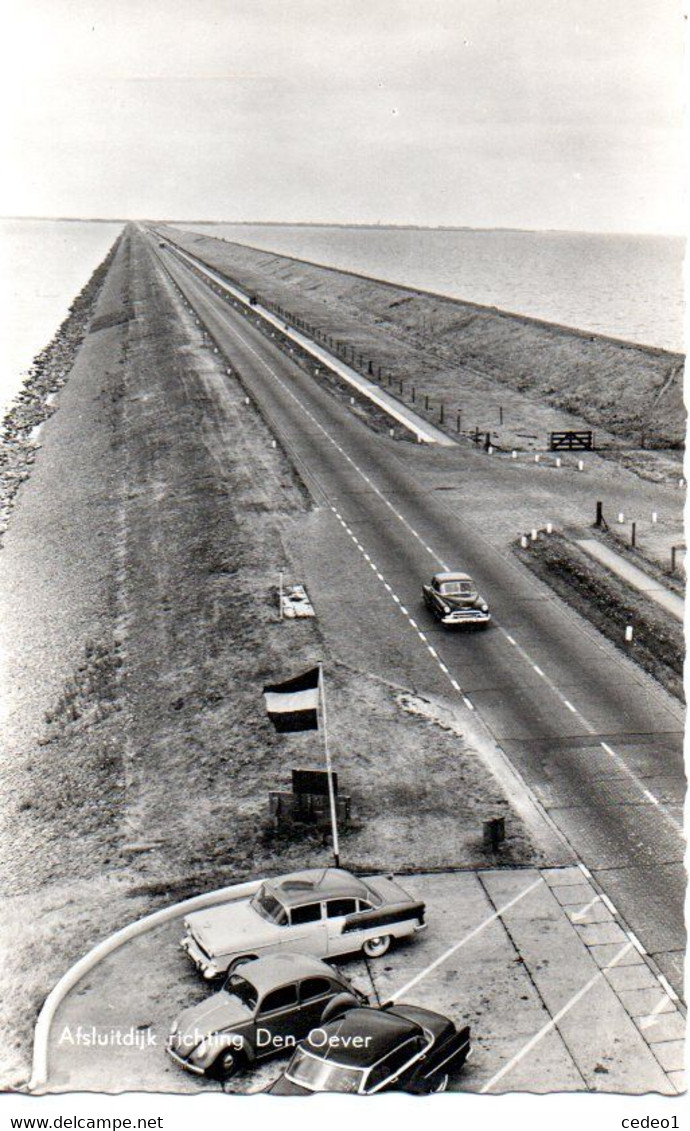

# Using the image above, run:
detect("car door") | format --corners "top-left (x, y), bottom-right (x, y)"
top-left (324, 898), bottom-right (359, 955)
top-left (283, 901), bottom-right (328, 955)
top-left (364, 1037), bottom-right (428, 1094)
top-left (254, 983), bottom-right (301, 1059)
top-left (298, 975), bottom-right (339, 1032)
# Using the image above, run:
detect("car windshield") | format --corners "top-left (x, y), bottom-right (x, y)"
top-left (440, 580), bottom-right (474, 596)
top-left (222, 974), bottom-right (258, 1011)
top-left (250, 887), bottom-right (288, 925)
top-left (286, 1049), bottom-right (365, 1094)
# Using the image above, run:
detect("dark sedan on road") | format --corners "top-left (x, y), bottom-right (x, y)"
top-left (167, 953), bottom-right (367, 1081)
top-left (267, 1003), bottom-right (471, 1095)
top-left (423, 571), bottom-right (491, 627)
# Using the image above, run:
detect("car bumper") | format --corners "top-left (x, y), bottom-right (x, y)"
top-left (441, 611), bottom-right (490, 626)
top-left (414, 920), bottom-right (429, 933)
top-left (166, 1043), bottom-right (206, 1075)
top-left (180, 935), bottom-right (219, 979)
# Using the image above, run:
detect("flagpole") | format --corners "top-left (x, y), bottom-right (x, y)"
top-left (318, 663), bottom-right (340, 868)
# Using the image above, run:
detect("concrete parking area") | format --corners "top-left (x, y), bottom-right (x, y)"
top-left (44, 868), bottom-right (683, 1095)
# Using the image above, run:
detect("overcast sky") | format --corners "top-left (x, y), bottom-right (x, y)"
top-left (1, 0), bottom-right (686, 231)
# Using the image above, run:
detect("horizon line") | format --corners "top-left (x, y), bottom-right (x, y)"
top-left (0, 215), bottom-right (684, 239)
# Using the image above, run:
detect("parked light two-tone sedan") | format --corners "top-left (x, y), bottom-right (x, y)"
top-left (181, 868), bottom-right (426, 980)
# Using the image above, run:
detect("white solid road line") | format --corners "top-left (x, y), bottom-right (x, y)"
top-left (480, 941), bottom-right (634, 1093)
top-left (387, 876), bottom-right (544, 1004)
top-left (164, 245), bottom-right (684, 841)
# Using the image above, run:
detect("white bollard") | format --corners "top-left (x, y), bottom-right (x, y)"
top-left (244, 397), bottom-right (250, 405)
top-left (679, 479), bottom-right (685, 489)
top-left (625, 625), bottom-right (634, 643)
top-left (531, 528), bottom-right (538, 541)
top-left (521, 535), bottom-right (528, 548)
top-left (534, 454), bottom-right (540, 463)
top-left (350, 397), bottom-right (355, 405)
top-left (271, 440), bottom-right (277, 448)
top-left (617, 513), bottom-right (625, 524)
top-left (577, 460), bottom-right (584, 471)
top-left (389, 429), bottom-right (395, 438)
top-left (556, 457), bottom-right (561, 468)
top-left (546, 522), bottom-right (553, 534)
top-left (488, 445), bottom-right (493, 454)
top-left (512, 450), bottom-right (517, 459)
top-left (652, 511), bottom-right (658, 523)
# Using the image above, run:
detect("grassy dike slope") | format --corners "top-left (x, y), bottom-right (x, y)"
top-left (1, 226), bottom-right (548, 1085)
top-left (162, 227), bottom-right (685, 450)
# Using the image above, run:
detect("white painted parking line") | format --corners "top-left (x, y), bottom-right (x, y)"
top-left (387, 876), bottom-right (544, 1004)
top-left (571, 894), bottom-right (601, 921)
top-left (480, 941), bottom-right (634, 1092)
top-left (639, 995), bottom-right (674, 1030)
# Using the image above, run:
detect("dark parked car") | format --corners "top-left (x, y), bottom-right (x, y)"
top-left (167, 953), bottom-right (366, 1080)
top-left (267, 1004), bottom-right (471, 1095)
top-left (422, 571), bottom-right (490, 627)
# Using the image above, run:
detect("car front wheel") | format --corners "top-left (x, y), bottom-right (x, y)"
top-left (362, 935), bottom-right (391, 958)
top-left (211, 1048), bottom-right (241, 1081)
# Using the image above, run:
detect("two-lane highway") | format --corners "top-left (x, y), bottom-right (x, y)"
top-left (152, 236), bottom-right (685, 995)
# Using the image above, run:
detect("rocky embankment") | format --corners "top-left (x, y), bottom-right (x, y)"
top-left (0, 237), bottom-right (123, 540)
top-left (161, 226), bottom-right (685, 452)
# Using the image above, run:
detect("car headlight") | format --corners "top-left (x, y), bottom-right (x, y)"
top-left (481, 604), bottom-right (489, 612)
top-left (191, 1038), bottom-right (210, 1062)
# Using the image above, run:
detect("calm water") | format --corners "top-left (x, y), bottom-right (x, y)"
top-left (0, 219), bottom-right (123, 417)
top-left (179, 224), bottom-right (685, 354)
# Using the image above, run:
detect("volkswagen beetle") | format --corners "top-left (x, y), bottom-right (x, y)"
top-left (167, 953), bottom-right (366, 1080)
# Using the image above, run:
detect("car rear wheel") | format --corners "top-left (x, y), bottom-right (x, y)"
top-left (211, 1048), bottom-right (241, 1081)
top-left (428, 1074), bottom-right (449, 1094)
top-left (362, 935), bottom-right (391, 958)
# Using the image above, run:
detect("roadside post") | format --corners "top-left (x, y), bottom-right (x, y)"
top-left (278, 571), bottom-right (284, 620)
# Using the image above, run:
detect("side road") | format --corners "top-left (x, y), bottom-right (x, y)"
top-left (577, 540), bottom-right (684, 622)
top-left (44, 868), bottom-right (683, 1095)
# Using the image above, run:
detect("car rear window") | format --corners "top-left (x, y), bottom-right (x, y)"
top-left (326, 898), bottom-right (358, 918)
top-left (300, 977), bottom-right (333, 1002)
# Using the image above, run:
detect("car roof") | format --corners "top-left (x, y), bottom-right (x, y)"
top-left (433, 571), bottom-right (473, 583)
top-left (264, 867), bottom-right (371, 908)
top-left (303, 1007), bottom-right (422, 1067)
top-left (239, 953), bottom-right (340, 993)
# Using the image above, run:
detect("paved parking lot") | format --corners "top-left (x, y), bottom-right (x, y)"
top-left (46, 867), bottom-right (683, 1095)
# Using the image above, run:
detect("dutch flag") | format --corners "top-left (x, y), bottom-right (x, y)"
top-left (262, 666), bottom-right (320, 733)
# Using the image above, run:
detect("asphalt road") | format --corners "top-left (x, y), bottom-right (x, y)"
top-left (152, 236), bottom-right (685, 997)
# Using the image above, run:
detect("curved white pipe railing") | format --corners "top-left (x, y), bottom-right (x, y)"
top-left (28, 878), bottom-right (263, 1092)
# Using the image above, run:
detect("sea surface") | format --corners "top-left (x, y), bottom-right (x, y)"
top-left (178, 223), bottom-right (685, 354)
top-left (0, 219), bottom-right (123, 417)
